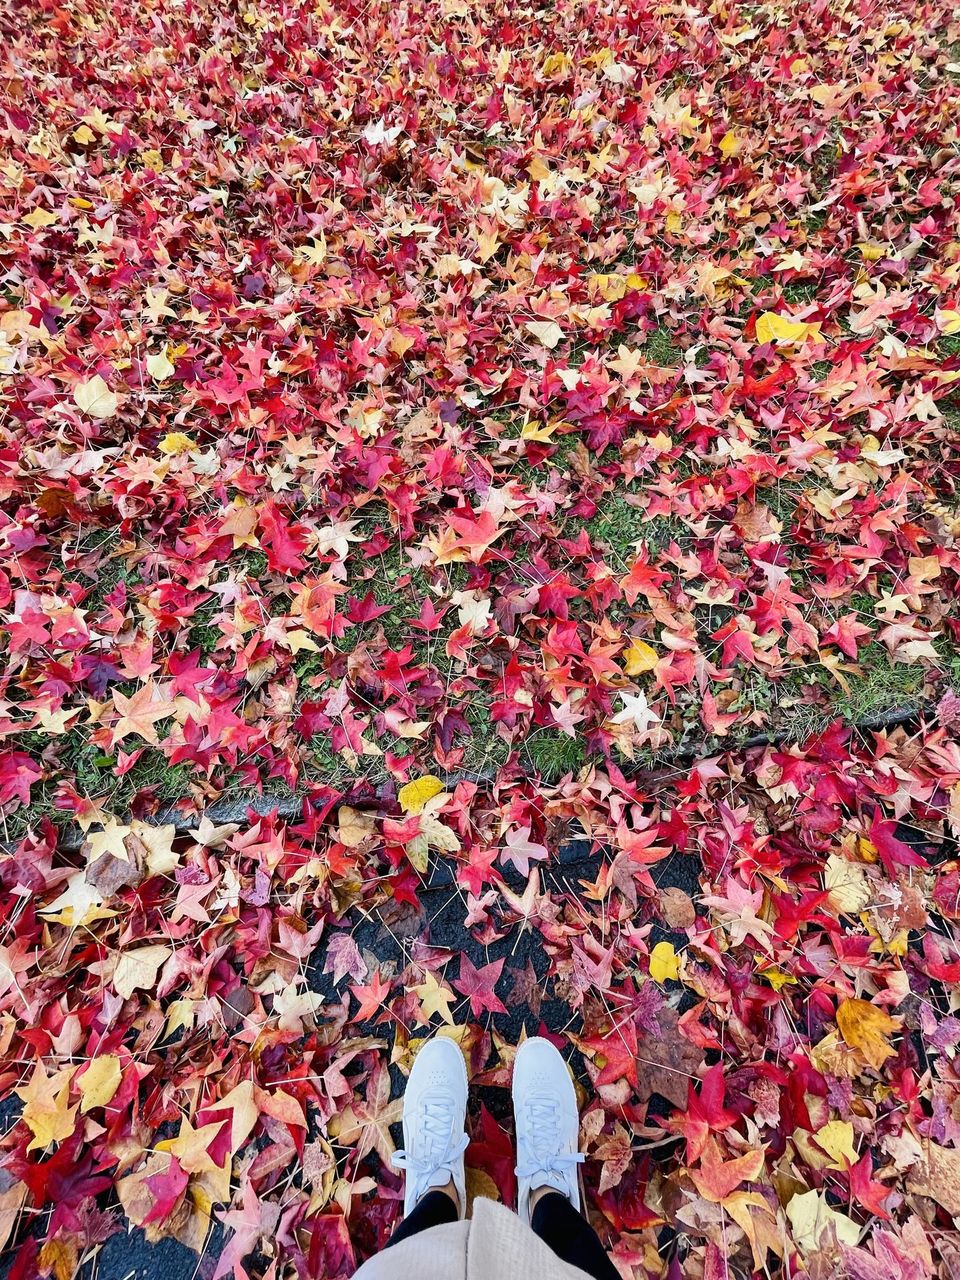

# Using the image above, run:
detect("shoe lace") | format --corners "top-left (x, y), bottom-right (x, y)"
top-left (514, 1097), bottom-right (585, 1181)
top-left (392, 1096), bottom-right (469, 1189)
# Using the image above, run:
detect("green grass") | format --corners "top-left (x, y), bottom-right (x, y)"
top-left (2, 732), bottom-right (194, 842)
top-left (782, 280), bottom-right (820, 304)
top-left (645, 325), bottom-right (681, 367)
top-left (585, 496), bottom-right (687, 568)
top-left (520, 731), bottom-right (586, 782)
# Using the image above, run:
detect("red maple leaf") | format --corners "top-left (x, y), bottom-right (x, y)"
top-left (662, 1063), bottom-right (739, 1162)
top-left (452, 954), bottom-right (506, 1017)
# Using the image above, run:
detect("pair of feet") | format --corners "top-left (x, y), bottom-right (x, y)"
top-left (392, 1036), bottom-right (584, 1224)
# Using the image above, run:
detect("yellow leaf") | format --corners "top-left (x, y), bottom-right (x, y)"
top-left (623, 638), bottom-right (658, 675)
top-left (78, 1055), bottom-right (122, 1113)
top-left (146, 346), bottom-right (175, 381)
top-left (398, 775), bottom-right (444, 815)
top-left (760, 965), bottom-right (796, 991)
top-left (23, 207), bottom-right (58, 229)
top-left (158, 431), bottom-right (194, 455)
top-left (665, 211), bottom-right (683, 233)
top-left (857, 241), bottom-right (885, 261)
top-left (520, 419), bottom-right (559, 442)
top-left (15, 1063), bottom-right (78, 1153)
top-left (164, 998), bottom-right (197, 1040)
top-left (113, 944), bottom-right (171, 1000)
top-left (73, 124), bottom-right (96, 145)
top-left (542, 51), bottom-right (572, 76)
top-left (718, 130), bottom-right (740, 158)
top-left (836, 998), bottom-right (900, 1070)
top-left (155, 1118), bottom-right (227, 1175)
top-left (824, 854), bottom-right (871, 913)
top-left (73, 374), bottom-right (118, 419)
top-left (413, 971), bottom-right (457, 1026)
top-left (649, 941), bottom-right (679, 983)
top-left (936, 309), bottom-right (960, 336)
top-left (814, 1119), bottom-right (857, 1169)
top-left (856, 835), bottom-right (879, 864)
top-left (755, 312), bottom-right (821, 346)
top-left (589, 273), bottom-right (628, 302)
top-left (525, 319), bottom-right (564, 349)
top-left (786, 1189), bottom-right (859, 1254)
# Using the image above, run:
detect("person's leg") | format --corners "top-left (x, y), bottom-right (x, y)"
top-left (383, 1037), bottom-right (469, 1250)
top-left (513, 1038), bottom-right (620, 1280)
top-left (530, 1190), bottom-right (621, 1280)
top-left (385, 1187), bottom-right (459, 1248)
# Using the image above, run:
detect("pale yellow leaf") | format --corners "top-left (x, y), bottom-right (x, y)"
top-left (23, 207), bottom-right (58, 229)
top-left (786, 1189), bottom-right (859, 1254)
top-left (146, 347), bottom-right (175, 381)
top-left (407, 832), bottom-right (429, 874)
top-left (73, 375), bottom-right (118, 419)
top-left (113, 944), bottom-right (171, 1000)
top-left (525, 319), bottom-right (564, 349)
top-left (283, 629), bottom-right (319, 654)
top-left (824, 854), bottom-right (870, 914)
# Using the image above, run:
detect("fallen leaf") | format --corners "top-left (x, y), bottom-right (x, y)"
top-left (15, 1062), bottom-right (78, 1152)
top-left (786, 1188), bottom-right (859, 1253)
top-left (77, 1054), bottom-right (122, 1113)
top-left (836, 998), bottom-right (900, 1070)
top-left (525, 319), bottom-right (564, 349)
top-left (114, 944), bottom-right (172, 1000)
top-left (73, 374), bottom-right (118, 418)
top-left (906, 1140), bottom-right (960, 1215)
top-left (398, 775), bottom-right (445, 814)
top-left (649, 940), bottom-right (680, 983)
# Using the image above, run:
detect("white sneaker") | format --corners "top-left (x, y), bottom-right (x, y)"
top-left (392, 1037), bottom-right (469, 1219)
top-left (513, 1036), bottom-right (585, 1223)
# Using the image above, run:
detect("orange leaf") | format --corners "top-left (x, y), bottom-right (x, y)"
top-left (690, 1137), bottom-right (765, 1202)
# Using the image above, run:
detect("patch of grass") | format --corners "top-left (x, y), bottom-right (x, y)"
top-left (188, 616), bottom-right (225, 655)
top-left (5, 734), bottom-right (196, 841)
top-left (645, 325), bottom-right (681, 367)
top-left (586, 497), bottom-right (686, 567)
top-left (834, 648), bottom-right (928, 722)
top-left (810, 359), bottom-right (833, 381)
top-left (782, 280), bottom-right (820, 304)
top-left (520, 731), bottom-right (585, 782)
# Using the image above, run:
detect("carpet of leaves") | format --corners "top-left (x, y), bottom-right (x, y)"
top-left (2, 0), bottom-right (960, 1276)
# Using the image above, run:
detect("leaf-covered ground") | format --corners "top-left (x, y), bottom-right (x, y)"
top-left (2, 0), bottom-right (960, 1276)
